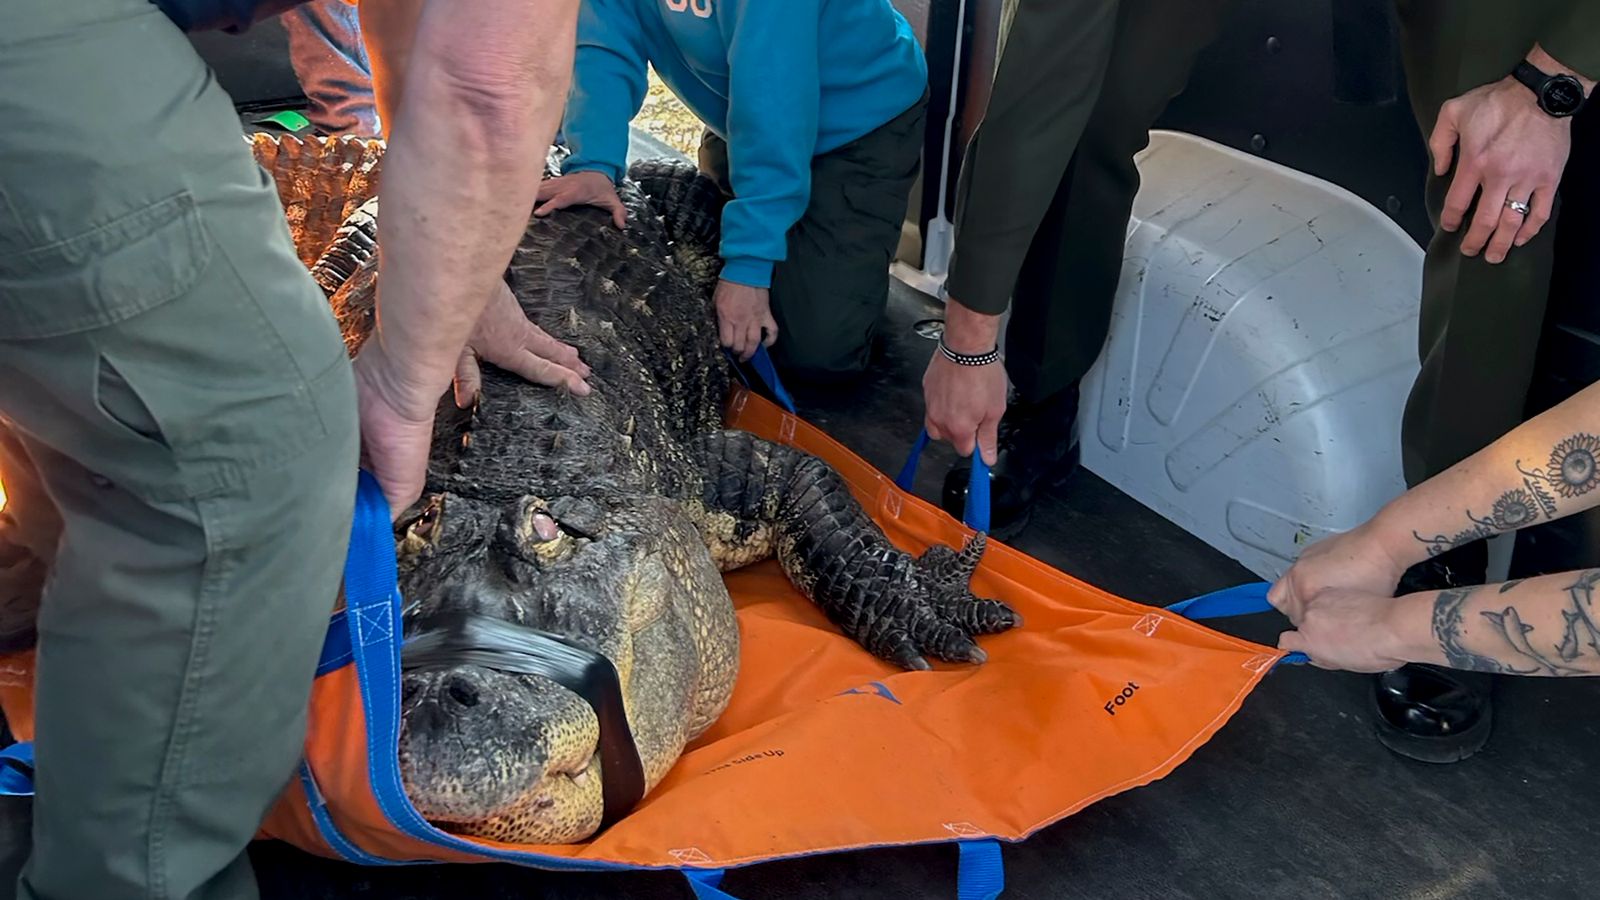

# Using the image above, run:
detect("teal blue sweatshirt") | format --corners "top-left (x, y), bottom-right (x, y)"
top-left (560, 0), bottom-right (928, 289)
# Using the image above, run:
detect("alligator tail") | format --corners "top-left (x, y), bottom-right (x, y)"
top-left (688, 430), bottom-right (1019, 670)
top-left (626, 158), bottom-right (726, 282)
top-left (247, 132), bottom-right (384, 269)
top-left (307, 196), bottom-right (379, 297)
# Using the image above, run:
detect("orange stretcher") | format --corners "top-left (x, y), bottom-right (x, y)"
top-left (0, 368), bottom-right (1297, 899)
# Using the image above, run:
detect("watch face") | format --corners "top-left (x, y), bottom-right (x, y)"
top-left (1545, 75), bottom-right (1585, 115)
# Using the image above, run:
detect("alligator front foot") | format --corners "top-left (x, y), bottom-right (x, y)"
top-left (856, 532), bottom-right (1020, 671)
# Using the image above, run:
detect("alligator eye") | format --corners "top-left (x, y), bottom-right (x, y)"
top-left (529, 512), bottom-right (560, 543)
top-left (507, 498), bottom-right (573, 558)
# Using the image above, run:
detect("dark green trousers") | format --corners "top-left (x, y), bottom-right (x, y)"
top-left (0, 1), bottom-right (359, 897)
top-left (1394, 0), bottom-right (1598, 487)
top-left (698, 92), bottom-right (928, 382)
top-left (944, 0), bottom-right (1238, 404)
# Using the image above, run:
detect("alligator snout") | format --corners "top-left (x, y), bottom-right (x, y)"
top-left (443, 672), bottom-right (480, 709)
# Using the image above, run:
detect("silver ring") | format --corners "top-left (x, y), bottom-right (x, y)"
top-left (1507, 198), bottom-right (1531, 215)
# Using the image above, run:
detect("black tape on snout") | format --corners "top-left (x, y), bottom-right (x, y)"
top-left (400, 612), bottom-right (646, 830)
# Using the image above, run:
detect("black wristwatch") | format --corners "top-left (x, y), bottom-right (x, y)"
top-left (1513, 60), bottom-right (1588, 117)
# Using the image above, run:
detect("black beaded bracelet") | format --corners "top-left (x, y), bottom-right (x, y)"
top-left (938, 338), bottom-right (1000, 367)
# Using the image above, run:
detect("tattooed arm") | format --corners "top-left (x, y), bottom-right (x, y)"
top-left (1277, 570), bottom-right (1600, 677)
top-left (1393, 379), bottom-right (1600, 559)
top-left (1269, 380), bottom-right (1600, 622)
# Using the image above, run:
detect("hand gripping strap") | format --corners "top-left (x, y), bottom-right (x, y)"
top-left (895, 430), bottom-right (991, 533)
top-left (726, 344), bottom-right (797, 415)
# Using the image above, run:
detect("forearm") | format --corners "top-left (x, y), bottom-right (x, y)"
top-left (718, 0), bottom-right (821, 289)
top-left (940, 298), bottom-right (1002, 354)
top-left (1364, 380), bottom-right (1600, 567)
top-left (1385, 570), bottom-right (1600, 676)
top-left (357, 0), bottom-right (418, 137)
top-left (362, 0), bottom-right (578, 404)
top-left (560, 0), bottom-right (649, 183)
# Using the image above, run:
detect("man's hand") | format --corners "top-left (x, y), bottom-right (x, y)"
top-left (1276, 588), bottom-right (1412, 673)
top-left (1430, 46), bottom-right (1588, 264)
top-left (453, 281), bottom-right (592, 407)
top-left (534, 171), bottom-right (627, 229)
top-left (351, 344), bottom-right (440, 518)
top-left (922, 298), bottom-right (1007, 464)
top-left (715, 279), bottom-right (778, 362)
top-left (923, 355), bottom-right (1007, 465)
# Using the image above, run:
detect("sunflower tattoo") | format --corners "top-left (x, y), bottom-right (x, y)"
top-left (1490, 489), bottom-right (1539, 529)
top-left (1414, 434), bottom-right (1600, 556)
top-left (1547, 434), bottom-right (1600, 498)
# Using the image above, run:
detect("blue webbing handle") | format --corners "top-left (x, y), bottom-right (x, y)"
top-left (0, 740), bottom-right (35, 798)
top-left (1165, 582), bottom-right (1309, 666)
top-left (958, 839), bottom-right (1006, 899)
top-left (895, 430), bottom-right (991, 533)
top-left (685, 870), bottom-right (737, 899)
top-left (684, 838), bottom-right (1004, 899)
top-left (727, 344), bottom-right (797, 415)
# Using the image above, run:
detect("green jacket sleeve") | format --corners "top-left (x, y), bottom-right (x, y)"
top-left (1539, 1), bottom-right (1600, 82)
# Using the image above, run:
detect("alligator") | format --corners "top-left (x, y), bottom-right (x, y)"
top-left (14, 135), bottom-right (1024, 846)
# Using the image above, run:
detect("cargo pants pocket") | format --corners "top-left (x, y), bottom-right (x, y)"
top-left (0, 191), bottom-right (209, 341)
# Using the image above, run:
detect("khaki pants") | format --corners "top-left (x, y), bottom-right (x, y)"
top-left (698, 92), bottom-right (928, 383)
top-left (0, 1), bottom-right (359, 897)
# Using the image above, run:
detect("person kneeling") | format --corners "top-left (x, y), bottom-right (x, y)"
top-left (537, 0), bottom-right (929, 384)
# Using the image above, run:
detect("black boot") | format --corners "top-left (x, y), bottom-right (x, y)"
top-left (940, 384), bottom-right (1081, 541)
top-left (1372, 542), bottom-right (1494, 764)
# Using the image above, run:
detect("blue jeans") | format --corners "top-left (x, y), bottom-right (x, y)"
top-left (282, 0), bottom-right (379, 136)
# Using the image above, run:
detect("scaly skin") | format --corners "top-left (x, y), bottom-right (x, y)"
top-left (251, 135), bottom-right (1021, 844)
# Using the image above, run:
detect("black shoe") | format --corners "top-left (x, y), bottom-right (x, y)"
top-left (939, 384), bottom-right (1081, 542)
top-left (1373, 664), bottom-right (1493, 763)
top-left (1372, 545), bottom-right (1493, 763)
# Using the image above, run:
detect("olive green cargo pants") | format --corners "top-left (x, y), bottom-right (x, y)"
top-left (943, 0), bottom-right (1238, 405)
top-left (0, 2), bottom-right (359, 898)
top-left (698, 92), bottom-right (928, 383)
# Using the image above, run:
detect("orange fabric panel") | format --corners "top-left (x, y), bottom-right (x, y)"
top-left (0, 651), bottom-right (33, 743)
top-left (0, 388), bottom-right (1283, 870)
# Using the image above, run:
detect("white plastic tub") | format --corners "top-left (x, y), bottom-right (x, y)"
top-left (1077, 130), bottom-right (1424, 580)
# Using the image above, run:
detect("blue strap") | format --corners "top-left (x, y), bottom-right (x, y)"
top-left (0, 741), bottom-right (34, 798)
top-left (748, 345), bottom-right (796, 415)
top-left (958, 839), bottom-right (1005, 900)
top-left (727, 345), bottom-right (796, 415)
top-left (685, 869), bottom-right (739, 899)
top-left (895, 429), bottom-right (991, 533)
top-left (683, 841), bottom-right (1003, 899)
top-left (1165, 582), bottom-right (1272, 619)
top-left (1165, 582), bottom-right (1309, 666)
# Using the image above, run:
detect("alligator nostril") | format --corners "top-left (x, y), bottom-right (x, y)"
top-left (445, 675), bottom-right (479, 708)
